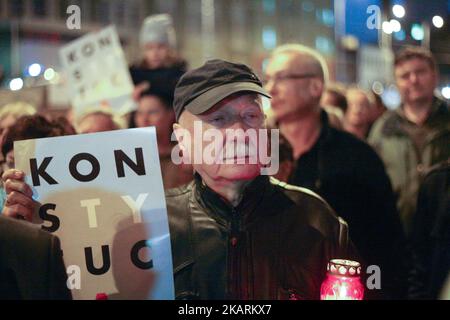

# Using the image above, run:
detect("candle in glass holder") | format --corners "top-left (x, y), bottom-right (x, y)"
top-left (320, 259), bottom-right (364, 300)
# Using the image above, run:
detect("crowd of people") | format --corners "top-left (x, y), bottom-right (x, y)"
top-left (0, 13), bottom-right (449, 300)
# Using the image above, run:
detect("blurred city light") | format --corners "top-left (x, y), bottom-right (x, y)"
top-left (44, 68), bottom-right (56, 81)
top-left (432, 15), bottom-right (444, 28)
top-left (49, 72), bottom-right (60, 84)
top-left (318, 8), bottom-right (335, 27)
top-left (28, 63), bottom-right (42, 77)
top-left (9, 78), bottom-right (24, 91)
top-left (442, 86), bottom-right (450, 99)
top-left (382, 21), bottom-right (393, 34)
top-left (382, 85), bottom-right (402, 109)
top-left (392, 5), bottom-right (406, 18)
top-left (390, 19), bottom-right (401, 32)
top-left (341, 35), bottom-right (359, 51)
top-left (411, 24), bottom-right (424, 41)
top-left (394, 29), bottom-right (406, 41)
top-left (372, 81), bottom-right (384, 95)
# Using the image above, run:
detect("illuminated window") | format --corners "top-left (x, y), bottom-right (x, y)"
top-left (262, 0), bottom-right (276, 15)
top-left (262, 26), bottom-right (277, 50)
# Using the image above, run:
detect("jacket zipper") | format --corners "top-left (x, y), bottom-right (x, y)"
top-left (228, 208), bottom-right (240, 299)
top-left (230, 208), bottom-right (239, 246)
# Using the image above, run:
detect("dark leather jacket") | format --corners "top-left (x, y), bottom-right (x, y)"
top-left (409, 160), bottom-right (450, 299)
top-left (0, 217), bottom-right (72, 300)
top-left (166, 174), bottom-right (356, 300)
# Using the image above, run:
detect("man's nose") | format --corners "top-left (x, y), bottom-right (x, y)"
top-left (228, 117), bottom-right (249, 131)
top-left (224, 119), bottom-right (249, 142)
top-left (410, 73), bottom-right (419, 83)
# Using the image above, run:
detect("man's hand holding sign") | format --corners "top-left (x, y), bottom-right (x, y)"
top-left (2, 169), bottom-right (35, 221)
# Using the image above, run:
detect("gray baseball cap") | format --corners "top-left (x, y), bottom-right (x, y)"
top-left (173, 59), bottom-right (271, 121)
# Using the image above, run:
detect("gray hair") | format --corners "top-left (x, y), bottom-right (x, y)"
top-left (272, 44), bottom-right (329, 85)
top-left (75, 110), bottom-right (125, 131)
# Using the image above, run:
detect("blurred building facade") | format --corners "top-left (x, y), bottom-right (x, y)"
top-left (0, 0), bottom-right (335, 79)
top-left (0, 0), bottom-right (448, 111)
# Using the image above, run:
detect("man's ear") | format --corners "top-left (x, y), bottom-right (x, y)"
top-left (173, 123), bottom-right (192, 162)
top-left (310, 78), bottom-right (324, 99)
top-left (173, 123), bottom-right (184, 147)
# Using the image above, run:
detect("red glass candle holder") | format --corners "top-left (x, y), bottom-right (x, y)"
top-left (320, 259), bottom-right (364, 300)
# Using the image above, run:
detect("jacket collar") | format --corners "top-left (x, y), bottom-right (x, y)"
top-left (382, 96), bottom-right (449, 137)
top-left (192, 173), bottom-right (270, 228)
top-left (313, 109), bottom-right (334, 148)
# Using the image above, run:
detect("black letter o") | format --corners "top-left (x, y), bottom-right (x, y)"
top-left (69, 153), bottom-right (100, 182)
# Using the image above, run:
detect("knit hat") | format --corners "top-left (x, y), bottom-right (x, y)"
top-left (139, 14), bottom-right (176, 48)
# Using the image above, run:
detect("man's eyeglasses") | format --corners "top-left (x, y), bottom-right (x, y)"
top-left (263, 73), bottom-right (317, 86)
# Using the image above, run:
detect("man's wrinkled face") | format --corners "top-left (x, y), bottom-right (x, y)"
top-left (395, 58), bottom-right (437, 105)
top-left (264, 53), bottom-right (322, 121)
top-left (175, 93), bottom-right (266, 182)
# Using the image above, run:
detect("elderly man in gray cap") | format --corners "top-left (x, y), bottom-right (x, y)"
top-left (3, 59), bottom-right (357, 300)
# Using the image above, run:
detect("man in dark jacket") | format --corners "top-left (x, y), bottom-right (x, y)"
top-left (166, 59), bottom-right (358, 300)
top-left (2, 59), bottom-right (356, 300)
top-left (264, 44), bottom-right (409, 299)
top-left (409, 160), bottom-right (450, 299)
top-left (0, 216), bottom-right (72, 300)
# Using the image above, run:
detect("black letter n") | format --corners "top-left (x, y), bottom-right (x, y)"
top-left (30, 157), bottom-right (58, 186)
top-left (114, 148), bottom-right (146, 178)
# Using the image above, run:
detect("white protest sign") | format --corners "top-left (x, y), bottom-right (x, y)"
top-left (59, 25), bottom-right (136, 118)
top-left (14, 128), bottom-right (174, 300)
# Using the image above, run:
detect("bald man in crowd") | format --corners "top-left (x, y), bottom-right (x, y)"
top-left (76, 111), bottom-right (121, 134)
